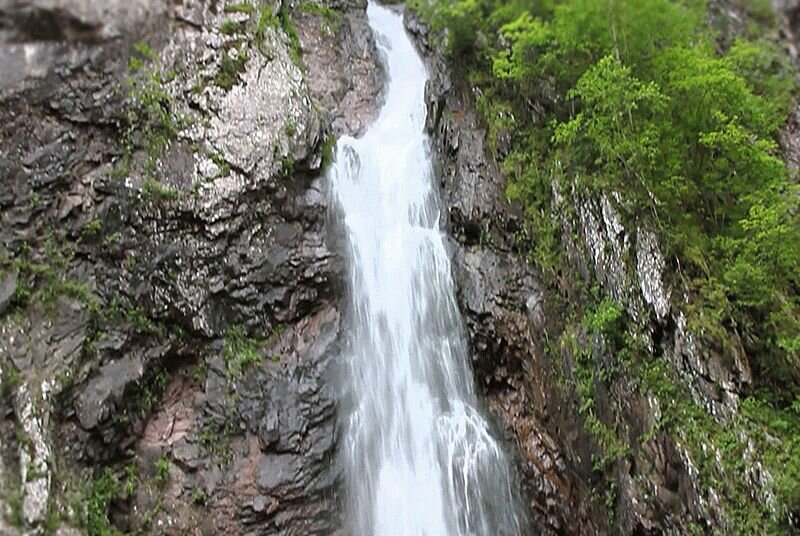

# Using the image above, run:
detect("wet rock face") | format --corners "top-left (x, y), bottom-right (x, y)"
top-left (0, 0), bottom-right (379, 534)
top-left (408, 19), bottom-right (599, 534)
top-left (296, 0), bottom-right (383, 136)
top-left (233, 306), bottom-right (341, 534)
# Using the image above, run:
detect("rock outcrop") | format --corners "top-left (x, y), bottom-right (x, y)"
top-left (0, 0), bottom-right (379, 533)
top-left (408, 3), bottom-right (799, 535)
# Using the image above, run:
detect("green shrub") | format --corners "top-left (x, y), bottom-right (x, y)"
top-left (154, 456), bottom-right (170, 487)
top-left (83, 469), bottom-right (119, 536)
top-left (223, 326), bottom-right (263, 380)
top-left (141, 178), bottom-right (180, 201)
top-left (297, 1), bottom-right (342, 33)
top-left (419, 0), bottom-right (798, 390)
top-left (214, 48), bottom-right (249, 90)
top-left (220, 19), bottom-right (245, 35)
top-left (320, 135), bottom-right (336, 170)
top-left (191, 488), bottom-right (208, 505)
top-left (279, 7), bottom-right (303, 67)
top-left (412, 0), bottom-right (800, 528)
top-left (123, 43), bottom-right (182, 173)
top-left (82, 218), bottom-right (102, 238)
top-left (224, 2), bottom-right (255, 14)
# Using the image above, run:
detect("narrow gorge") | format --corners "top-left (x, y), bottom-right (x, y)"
top-left (1, 0), bottom-right (799, 535)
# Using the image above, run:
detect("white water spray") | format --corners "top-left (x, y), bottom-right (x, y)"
top-left (328, 4), bottom-right (523, 535)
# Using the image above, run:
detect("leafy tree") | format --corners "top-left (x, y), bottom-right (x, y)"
top-left (554, 55), bottom-right (668, 195)
top-left (413, 0), bottom-right (800, 525)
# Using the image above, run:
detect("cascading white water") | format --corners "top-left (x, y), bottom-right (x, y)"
top-left (328, 4), bottom-right (523, 535)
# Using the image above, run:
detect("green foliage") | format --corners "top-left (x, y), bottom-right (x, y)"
top-left (320, 135), bottom-right (336, 170)
top-left (553, 54), bottom-right (668, 198)
top-left (128, 41), bottom-right (158, 73)
top-left (123, 42), bottom-right (182, 175)
top-left (43, 504), bottom-right (61, 535)
top-left (223, 326), bottom-right (263, 380)
top-left (280, 154), bottom-right (295, 178)
top-left (726, 39), bottom-right (794, 112)
top-left (217, 2), bottom-right (308, 66)
top-left (141, 178), bottom-right (180, 201)
top-left (547, 0), bottom-right (700, 79)
top-left (110, 346), bottom-right (169, 423)
top-left (122, 462), bottom-right (138, 498)
top-left (631, 350), bottom-right (800, 532)
top-left (83, 469), bottom-right (120, 536)
top-left (574, 298), bottom-right (630, 454)
top-left (214, 48), bottom-right (249, 91)
top-left (54, 367), bottom-right (74, 391)
top-left (208, 150), bottom-right (232, 178)
top-left (254, 5), bottom-right (280, 47)
top-left (220, 19), bottom-right (245, 35)
top-left (123, 306), bottom-right (164, 335)
top-left (135, 370), bottom-right (169, 419)
top-left (297, 1), bottom-right (342, 33)
top-left (198, 419), bottom-right (235, 464)
top-left (5, 487), bottom-right (23, 527)
top-left (1, 238), bottom-right (98, 313)
top-left (417, 0), bottom-right (800, 523)
top-left (279, 6), bottom-right (303, 67)
top-left (430, 0), bottom-right (482, 57)
top-left (492, 12), bottom-right (548, 80)
top-left (555, 288), bottom-right (800, 530)
top-left (224, 1), bottom-right (255, 14)
top-left (154, 456), bottom-right (170, 487)
top-left (192, 359), bottom-right (208, 384)
top-left (1, 361), bottom-right (21, 396)
top-left (418, 0), bottom-right (799, 389)
top-left (79, 459), bottom-right (165, 535)
top-left (82, 218), bottom-right (103, 238)
top-left (191, 488), bottom-right (208, 506)
top-left (555, 296), bottom-right (634, 514)
top-left (583, 297), bottom-right (624, 338)
top-left (735, 0), bottom-right (778, 27)
top-left (740, 394), bottom-right (800, 519)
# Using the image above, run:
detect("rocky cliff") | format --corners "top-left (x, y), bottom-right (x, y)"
top-left (0, 0), bottom-right (381, 533)
top-left (2, 0), bottom-right (799, 535)
top-left (408, 2), bottom-right (800, 534)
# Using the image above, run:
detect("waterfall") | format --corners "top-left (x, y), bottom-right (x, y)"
top-left (328, 4), bottom-right (523, 535)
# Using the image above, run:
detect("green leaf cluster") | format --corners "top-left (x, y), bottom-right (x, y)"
top-left (418, 0), bottom-right (798, 388)
top-left (223, 325), bottom-right (264, 381)
top-left (123, 42), bottom-right (184, 180)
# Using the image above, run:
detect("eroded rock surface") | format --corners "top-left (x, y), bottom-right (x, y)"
top-left (0, 0), bottom-right (379, 533)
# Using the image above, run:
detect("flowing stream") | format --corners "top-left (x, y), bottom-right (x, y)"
top-left (328, 4), bottom-right (523, 534)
